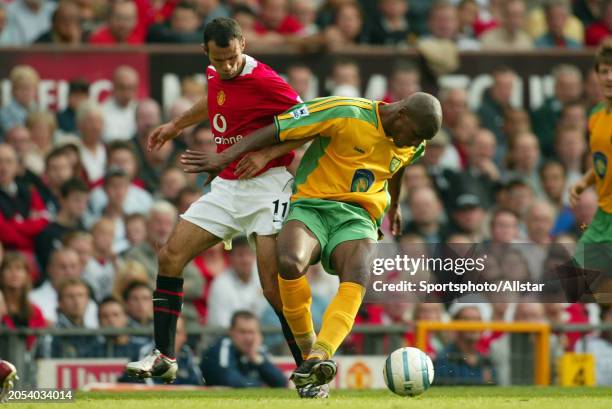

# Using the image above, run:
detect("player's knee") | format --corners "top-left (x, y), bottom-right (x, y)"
top-left (158, 246), bottom-right (187, 277)
top-left (277, 252), bottom-right (306, 280)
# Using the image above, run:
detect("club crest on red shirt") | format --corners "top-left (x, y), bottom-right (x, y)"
top-left (217, 90), bottom-right (226, 106)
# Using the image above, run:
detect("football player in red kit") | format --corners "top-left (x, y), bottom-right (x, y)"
top-left (126, 18), bottom-right (322, 397)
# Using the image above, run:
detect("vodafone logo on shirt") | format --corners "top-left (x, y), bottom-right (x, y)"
top-left (212, 113), bottom-right (243, 144)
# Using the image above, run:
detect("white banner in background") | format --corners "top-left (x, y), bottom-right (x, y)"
top-left (37, 356), bottom-right (388, 390)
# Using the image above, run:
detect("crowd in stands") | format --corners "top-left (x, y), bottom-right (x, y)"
top-left (1, 0), bottom-right (612, 388)
top-left (0, 0), bottom-right (611, 49)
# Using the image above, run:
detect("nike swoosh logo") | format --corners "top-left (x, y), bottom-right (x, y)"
top-left (152, 298), bottom-right (167, 302)
top-left (208, 75), bottom-right (214, 80)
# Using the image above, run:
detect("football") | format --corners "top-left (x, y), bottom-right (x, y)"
top-left (383, 347), bottom-right (434, 397)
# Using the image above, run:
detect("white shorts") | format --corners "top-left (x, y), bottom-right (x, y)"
top-left (180, 167), bottom-right (294, 243)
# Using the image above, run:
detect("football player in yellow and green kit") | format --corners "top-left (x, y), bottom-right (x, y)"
top-left (569, 40), bottom-right (612, 301)
top-left (181, 92), bottom-right (442, 390)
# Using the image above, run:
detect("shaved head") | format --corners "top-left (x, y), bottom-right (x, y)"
top-left (402, 92), bottom-right (443, 140)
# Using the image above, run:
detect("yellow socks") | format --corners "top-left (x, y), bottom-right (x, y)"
top-left (278, 275), bottom-right (316, 359)
top-left (309, 281), bottom-right (365, 360)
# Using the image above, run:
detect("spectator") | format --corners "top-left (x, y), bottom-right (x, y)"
top-left (147, 1), bottom-right (202, 43)
top-left (89, 0), bottom-right (145, 45)
top-left (382, 61), bottom-right (421, 103)
top-left (286, 64), bottom-right (317, 101)
top-left (35, 0), bottom-right (83, 44)
top-left (130, 99), bottom-right (174, 193)
top-left (502, 107), bottom-right (532, 142)
top-left (34, 178), bottom-right (88, 278)
top-left (97, 167), bottom-right (132, 252)
top-left (0, 65), bottom-right (39, 138)
top-left (578, 304), bottom-right (612, 385)
top-left (62, 231), bottom-right (94, 275)
top-left (445, 129), bottom-right (499, 210)
top-left (586, 0), bottom-right (612, 46)
top-left (555, 125), bottom-right (587, 190)
top-left (2, 0), bottom-right (56, 45)
top-left (176, 185), bottom-right (202, 215)
top-left (425, 0), bottom-right (480, 50)
top-left (201, 310), bottom-right (287, 388)
top-left (502, 178), bottom-right (536, 221)
top-left (30, 248), bottom-right (98, 328)
top-left (505, 132), bottom-right (543, 197)
top-left (534, 0), bottom-right (582, 49)
top-left (207, 236), bottom-right (264, 328)
top-left (102, 66), bottom-right (139, 142)
top-left (439, 87), bottom-right (468, 139)
top-left (403, 186), bottom-right (448, 243)
top-left (0, 252), bottom-right (46, 350)
top-left (481, 0), bottom-right (533, 50)
top-left (158, 166), bottom-right (188, 203)
top-left (446, 111), bottom-right (479, 170)
top-left (291, 0), bottom-right (318, 35)
top-left (94, 296), bottom-right (148, 358)
top-left (434, 305), bottom-right (496, 385)
top-left (56, 80), bottom-right (90, 135)
top-left (488, 208), bottom-right (520, 244)
top-left (4, 125), bottom-right (43, 177)
top-left (477, 66), bottom-right (517, 155)
top-left (490, 303), bottom-right (559, 385)
top-left (39, 147), bottom-right (75, 215)
top-left (111, 259), bottom-right (149, 300)
top-left (541, 160), bottom-right (572, 215)
top-left (26, 111), bottom-right (56, 162)
top-left (448, 193), bottom-right (487, 242)
top-left (88, 141), bottom-right (152, 218)
top-left (83, 217), bottom-right (119, 302)
top-left (584, 69), bottom-right (605, 110)
top-left (522, 200), bottom-right (555, 281)
top-left (49, 278), bottom-right (96, 357)
top-left (255, 0), bottom-right (303, 36)
top-left (123, 281), bottom-right (153, 333)
top-left (328, 58), bottom-right (361, 97)
top-left (369, 0), bottom-right (411, 46)
top-left (0, 144), bottom-right (49, 254)
top-left (193, 0), bottom-right (230, 27)
top-left (76, 102), bottom-right (106, 184)
top-left (123, 201), bottom-right (204, 323)
top-left (125, 213), bottom-right (148, 248)
top-left (532, 65), bottom-right (583, 158)
top-left (317, 2), bottom-right (367, 52)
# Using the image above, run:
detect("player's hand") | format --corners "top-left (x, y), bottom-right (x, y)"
top-left (569, 180), bottom-right (587, 209)
top-left (148, 122), bottom-right (182, 152)
top-left (235, 151), bottom-right (269, 179)
top-left (387, 205), bottom-right (403, 237)
top-left (180, 149), bottom-right (226, 174)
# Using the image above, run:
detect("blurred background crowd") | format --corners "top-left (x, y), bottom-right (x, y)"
top-left (0, 0), bottom-right (611, 387)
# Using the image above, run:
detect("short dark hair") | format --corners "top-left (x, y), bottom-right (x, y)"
top-left (232, 4), bottom-right (256, 18)
top-left (68, 79), bottom-right (90, 95)
top-left (57, 277), bottom-right (90, 301)
top-left (104, 166), bottom-right (129, 187)
top-left (123, 281), bottom-right (152, 302)
top-left (203, 17), bottom-right (243, 48)
top-left (175, 1), bottom-right (197, 13)
top-left (402, 92), bottom-right (442, 141)
top-left (230, 310), bottom-right (258, 328)
top-left (45, 146), bottom-right (70, 167)
top-left (595, 39), bottom-right (612, 72)
top-left (59, 177), bottom-right (89, 199)
top-left (489, 207), bottom-right (518, 228)
top-left (108, 140), bottom-right (137, 157)
top-left (539, 159), bottom-right (566, 178)
top-left (99, 296), bottom-right (124, 312)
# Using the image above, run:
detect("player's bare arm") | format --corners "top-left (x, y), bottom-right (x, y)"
top-left (569, 168), bottom-right (596, 208)
top-left (386, 166), bottom-right (406, 237)
top-left (148, 97), bottom-right (209, 152)
top-left (180, 123), bottom-right (278, 173)
top-left (235, 139), bottom-right (313, 179)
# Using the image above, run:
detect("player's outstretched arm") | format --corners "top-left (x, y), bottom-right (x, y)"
top-left (148, 97), bottom-right (209, 152)
top-left (180, 123), bottom-right (278, 174)
top-left (235, 138), bottom-right (313, 179)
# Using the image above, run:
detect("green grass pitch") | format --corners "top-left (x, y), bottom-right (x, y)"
top-left (39, 387), bottom-right (612, 409)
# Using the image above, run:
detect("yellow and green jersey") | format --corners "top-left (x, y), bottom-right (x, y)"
top-left (588, 102), bottom-right (612, 213)
top-left (274, 96), bottom-right (426, 225)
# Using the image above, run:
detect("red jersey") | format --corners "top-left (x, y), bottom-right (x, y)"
top-left (207, 55), bottom-right (301, 179)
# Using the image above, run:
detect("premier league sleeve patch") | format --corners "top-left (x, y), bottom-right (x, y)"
top-left (593, 151), bottom-right (608, 179)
